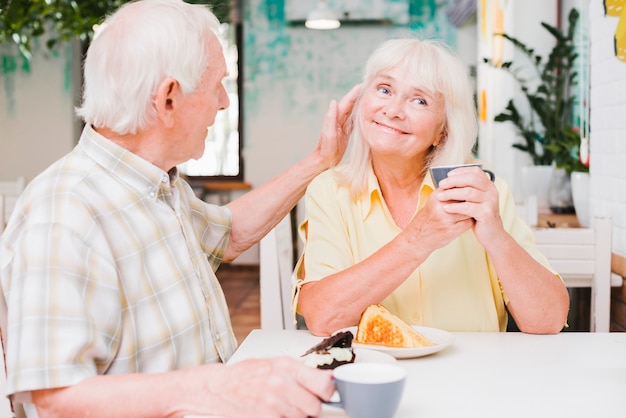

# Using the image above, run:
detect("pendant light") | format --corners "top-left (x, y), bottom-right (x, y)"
top-left (305, 0), bottom-right (341, 30)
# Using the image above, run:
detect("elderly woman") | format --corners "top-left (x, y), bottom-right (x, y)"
top-left (295, 38), bottom-right (569, 336)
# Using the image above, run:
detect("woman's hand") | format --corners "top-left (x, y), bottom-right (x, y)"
top-left (434, 165), bottom-right (504, 250)
top-left (406, 186), bottom-right (475, 253)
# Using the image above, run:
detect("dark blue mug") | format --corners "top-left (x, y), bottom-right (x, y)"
top-left (430, 163), bottom-right (496, 188)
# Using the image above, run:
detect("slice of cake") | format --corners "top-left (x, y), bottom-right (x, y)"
top-left (355, 304), bottom-right (434, 348)
top-left (301, 330), bottom-right (356, 369)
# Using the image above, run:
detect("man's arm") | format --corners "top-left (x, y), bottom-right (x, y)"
top-left (223, 86), bottom-right (360, 261)
top-left (30, 357), bottom-right (334, 418)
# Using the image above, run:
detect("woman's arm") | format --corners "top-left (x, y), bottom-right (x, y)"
top-left (298, 179), bottom-right (474, 335)
top-left (438, 166), bottom-right (569, 334)
top-left (299, 166), bottom-right (567, 335)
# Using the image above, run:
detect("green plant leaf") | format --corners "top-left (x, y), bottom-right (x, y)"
top-left (1, 0), bottom-right (233, 57)
top-left (483, 8), bottom-right (586, 173)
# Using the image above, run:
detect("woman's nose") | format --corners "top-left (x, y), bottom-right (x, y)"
top-left (382, 97), bottom-right (405, 119)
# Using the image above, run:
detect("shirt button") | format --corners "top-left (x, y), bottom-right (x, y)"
top-left (149, 190), bottom-right (156, 198)
top-left (215, 334), bottom-right (221, 341)
top-left (161, 175), bottom-right (168, 183)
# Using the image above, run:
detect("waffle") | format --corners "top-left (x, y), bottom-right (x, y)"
top-left (355, 304), bottom-right (434, 348)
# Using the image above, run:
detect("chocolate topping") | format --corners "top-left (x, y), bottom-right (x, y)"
top-left (302, 331), bottom-right (354, 356)
top-left (301, 331), bottom-right (356, 369)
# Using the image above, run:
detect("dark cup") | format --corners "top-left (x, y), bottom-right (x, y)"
top-left (430, 163), bottom-right (496, 188)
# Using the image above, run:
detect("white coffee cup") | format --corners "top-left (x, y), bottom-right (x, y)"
top-left (326, 363), bottom-right (407, 418)
top-left (430, 163), bottom-right (496, 188)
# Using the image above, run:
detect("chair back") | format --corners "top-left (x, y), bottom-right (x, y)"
top-left (0, 177), bottom-right (27, 416)
top-left (260, 213), bottom-right (297, 330)
top-left (0, 178), bottom-right (25, 196)
top-left (532, 217), bottom-right (614, 332)
top-left (0, 195), bottom-right (5, 235)
top-left (1, 297), bottom-right (23, 417)
top-left (0, 340), bottom-right (15, 418)
top-left (0, 177), bottom-right (26, 234)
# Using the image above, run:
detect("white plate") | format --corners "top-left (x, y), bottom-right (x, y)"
top-left (341, 326), bottom-right (454, 359)
top-left (353, 347), bottom-right (397, 364)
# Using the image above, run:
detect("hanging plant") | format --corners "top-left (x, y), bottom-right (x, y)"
top-left (0, 0), bottom-right (233, 61)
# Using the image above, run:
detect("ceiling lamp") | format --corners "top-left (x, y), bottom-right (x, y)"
top-left (305, 0), bottom-right (341, 30)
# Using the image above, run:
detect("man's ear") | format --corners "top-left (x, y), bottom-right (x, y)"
top-left (153, 77), bottom-right (180, 128)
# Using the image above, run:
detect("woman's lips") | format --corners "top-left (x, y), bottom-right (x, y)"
top-left (375, 121), bottom-right (407, 135)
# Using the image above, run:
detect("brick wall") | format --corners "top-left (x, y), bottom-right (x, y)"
top-left (589, 1), bottom-right (626, 331)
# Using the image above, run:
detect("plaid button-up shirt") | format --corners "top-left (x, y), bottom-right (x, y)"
top-left (0, 125), bottom-right (237, 399)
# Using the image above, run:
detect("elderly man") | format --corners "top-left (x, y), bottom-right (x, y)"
top-left (0, 0), bottom-right (357, 416)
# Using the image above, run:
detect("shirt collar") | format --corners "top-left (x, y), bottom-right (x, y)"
top-left (360, 165), bottom-right (437, 221)
top-left (78, 125), bottom-right (178, 201)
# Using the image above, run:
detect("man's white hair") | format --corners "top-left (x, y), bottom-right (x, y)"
top-left (75, 0), bottom-right (221, 135)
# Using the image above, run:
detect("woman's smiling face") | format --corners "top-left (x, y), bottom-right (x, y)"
top-left (359, 64), bottom-right (447, 163)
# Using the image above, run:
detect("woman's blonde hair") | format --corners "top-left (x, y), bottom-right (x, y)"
top-left (337, 38), bottom-right (478, 200)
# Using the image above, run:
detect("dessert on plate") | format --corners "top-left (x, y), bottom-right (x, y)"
top-left (355, 304), bottom-right (434, 348)
top-left (301, 330), bottom-right (356, 369)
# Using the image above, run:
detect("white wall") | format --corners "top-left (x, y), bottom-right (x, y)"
top-left (589, 1), bottom-right (626, 257)
top-left (0, 41), bottom-right (80, 182)
top-left (477, 0), bottom-right (558, 203)
top-left (242, 0), bottom-right (476, 191)
top-left (6, 0), bottom-right (623, 265)
top-left (242, 0), bottom-right (475, 264)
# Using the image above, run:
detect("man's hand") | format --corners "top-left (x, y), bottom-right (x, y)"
top-left (207, 357), bottom-right (335, 418)
top-left (224, 84), bottom-right (361, 260)
top-left (30, 357), bottom-right (335, 418)
top-left (314, 84), bottom-right (361, 168)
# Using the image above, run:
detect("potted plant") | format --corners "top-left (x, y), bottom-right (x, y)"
top-left (484, 8), bottom-right (588, 213)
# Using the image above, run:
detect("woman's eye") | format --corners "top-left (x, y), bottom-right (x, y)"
top-left (377, 86), bottom-right (391, 95)
top-left (413, 97), bottom-right (427, 105)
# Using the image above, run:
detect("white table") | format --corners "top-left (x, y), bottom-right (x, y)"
top-left (227, 329), bottom-right (626, 418)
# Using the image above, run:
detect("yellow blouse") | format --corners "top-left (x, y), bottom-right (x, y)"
top-left (294, 167), bottom-right (555, 332)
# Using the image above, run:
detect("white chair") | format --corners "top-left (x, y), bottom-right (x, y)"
top-left (0, 177), bottom-right (25, 196)
top-left (0, 340), bottom-right (20, 418)
top-left (0, 296), bottom-right (24, 418)
top-left (516, 194), bottom-right (538, 227)
top-left (0, 195), bottom-right (5, 235)
top-left (532, 216), bottom-right (619, 332)
top-left (0, 177), bottom-right (26, 234)
top-left (259, 213), bottom-right (297, 330)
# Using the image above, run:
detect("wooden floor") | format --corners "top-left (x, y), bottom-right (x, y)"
top-left (216, 263), bottom-right (261, 344)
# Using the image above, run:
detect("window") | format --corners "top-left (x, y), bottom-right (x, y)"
top-left (179, 3), bottom-right (242, 181)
